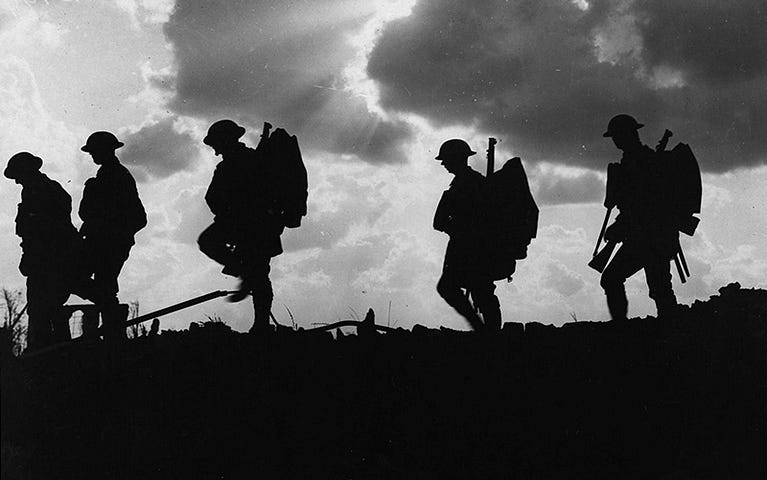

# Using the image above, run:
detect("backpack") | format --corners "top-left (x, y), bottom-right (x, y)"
top-left (658, 142), bottom-right (701, 236)
top-left (256, 123), bottom-right (308, 228)
top-left (482, 157), bottom-right (539, 281)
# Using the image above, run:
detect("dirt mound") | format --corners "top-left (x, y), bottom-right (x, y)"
top-left (2, 283), bottom-right (765, 479)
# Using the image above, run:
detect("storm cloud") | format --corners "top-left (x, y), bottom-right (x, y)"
top-left (367, 0), bottom-right (767, 172)
top-left (120, 117), bottom-right (199, 181)
top-left (533, 167), bottom-right (604, 205)
top-left (161, 0), bottom-right (411, 164)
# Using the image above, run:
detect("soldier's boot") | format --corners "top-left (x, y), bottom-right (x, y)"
top-left (444, 296), bottom-right (483, 331)
top-left (437, 280), bottom-right (484, 331)
top-left (474, 291), bottom-right (502, 332)
top-left (481, 307), bottom-right (502, 332)
top-left (101, 303), bottom-right (128, 341)
top-left (655, 295), bottom-right (679, 319)
top-left (457, 308), bottom-right (484, 332)
top-left (227, 277), bottom-right (252, 303)
top-left (249, 305), bottom-right (272, 335)
top-left (81, 306), bottom-right (101, 339)
top-left (249, 284), bottom-right (273, 334)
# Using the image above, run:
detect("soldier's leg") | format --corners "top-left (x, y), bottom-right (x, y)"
top-left (101, 303), bottom-right (129, 341)
top-left (50, 281), bottom-right (72, 343)
top-left (470, 281), bottom-right (501, 331)
top-left (91, 244), bottom-right (131, 339)
top-left (25, 276), bottom-right (53, 351)
top-left (437, 272), bottom-right (484, 331)
top-left (80, 306), bottom-right (101, 339)
top-left (93, 245), bottom-right (130, 304)
top-left (600, 245), bottom-right (643, 321)
top-left (644, 255), bottom-right (678, 317)
top-left (198, 222), bottom-right (239, 273)
top-left (246, 255), bottom-right (273, 332)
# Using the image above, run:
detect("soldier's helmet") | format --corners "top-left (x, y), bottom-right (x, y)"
top-left (435, 139), bottom-right (476, 160)
top-left (81, 131), bottom-right (124, 152)
top-left (203, 120), bottom-right (246, 147)
top-left (4, 152), bottom-right (43, 179)
top-left (603, 114), bottom-right (644, 138)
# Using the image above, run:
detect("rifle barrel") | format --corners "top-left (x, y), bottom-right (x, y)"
top-left (673, 254), bottom-right (686, 284)
top-left (486, 138), bottom-right (497, 177)
top-left (678, 247), bottom-right (690, 278)
top-left (593, 207), bottom-right (612, 257)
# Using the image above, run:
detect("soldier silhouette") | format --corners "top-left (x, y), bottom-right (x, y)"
top-left (198, 120), bottom-right (284, 333)
top-left (78, 131), bottom-right (146, 339)
top-left (598, 114), bottom-right (679, 320)
top-left (433, 139), bottom-right (502, 331)
top-left (5, 152), bottom-right (80, 350)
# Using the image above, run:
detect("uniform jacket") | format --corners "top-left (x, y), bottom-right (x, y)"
top-left (79, 158), bottom-right (146, 245)
top-left (434, 166), bottom-right (486, 277)
top-left (205, 143), bottom-right (283, 256)
top-left (16, 172), bottom-right (79, 276)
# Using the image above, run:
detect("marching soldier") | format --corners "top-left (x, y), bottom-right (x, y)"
top-left (599, 114), bottom-right (679, 320)
top-left (433, 139), bottom-right (502, 331)
top-left (78, 131), bottom-right (146, 338)
top-left (198, 120), bottom-right (284, 333)
top-left (4, 152), bottom-right (79, 350)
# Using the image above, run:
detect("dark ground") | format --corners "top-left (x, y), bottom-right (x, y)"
top-left (2, 283), bottom-right (766, 479)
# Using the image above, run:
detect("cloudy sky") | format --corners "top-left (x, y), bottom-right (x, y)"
top-left (1, 0), bottom-right (765, 332)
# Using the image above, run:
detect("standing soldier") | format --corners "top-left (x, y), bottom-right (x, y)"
top-left (598, 114), bottom-right (679, 320)
top-left (4, 152), bottom-right (80, 350)
top-left (78, 131), bottom-right (146, 338)
top-left (198, 120), bottom-right (284, 334)
top-left (433, 139), bottom-right (502, 331)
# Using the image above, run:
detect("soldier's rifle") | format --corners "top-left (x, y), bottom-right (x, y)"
top-left (653, 129), bottom-right (691, 283)
top-left (487, 137), bottom-right (497, 177)
top-left (588, 162), bottom-right (620, 273)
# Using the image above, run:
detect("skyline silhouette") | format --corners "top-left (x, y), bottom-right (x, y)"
top-left (1, 0), bottom-right (765, 332)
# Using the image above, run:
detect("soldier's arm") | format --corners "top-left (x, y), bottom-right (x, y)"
top-left (604, 214), bottom-right (627, 242)
top-left (78, 178), bottom-right (96, 224)
top-left (204, 165), bottom-right (229, 217)
top-left (50, 182), bottom-right (73, 222)
top-left (116, 170), bottom-right (146, 232)
top-left (433, 191), bottom-right (452, 233)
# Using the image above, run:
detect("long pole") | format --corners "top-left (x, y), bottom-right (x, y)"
top-left (124, 290), bottom-right (234, 329)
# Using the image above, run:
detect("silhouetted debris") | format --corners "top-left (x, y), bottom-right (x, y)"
top-left (148, 318), bottom-right (159, 337)
top-left (2, 286), bottom-right (765, 479)
top-left (718, 281), bottom-right (741, 296)
top-left (502, 321), bottom-right (524, 336)
top-left (358, 308), bottom-right (376, 339)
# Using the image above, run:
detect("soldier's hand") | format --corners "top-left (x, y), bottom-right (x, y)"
top-left (604, 222), bottom-right (624, 242)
